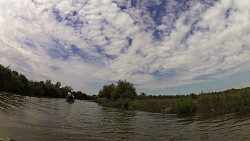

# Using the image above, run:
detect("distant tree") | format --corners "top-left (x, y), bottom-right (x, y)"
top-left (112, 80), bottom-right (137, 100)
top-left (98, 89), bottom-right (104, 98)
top-left (0, 63), bottom-right (93, 99)
top-left (102, 83), bottom-right (116, 99)
top-left (12, 70), bottom-right (19, 76)
top-left (45, 79), bottom-right (52, 85)
top-left (137, 92), bottom-right (147, 100)
top-left (189, 93), bottom-right (197, 99)
top-left (0, 65), bottom-right (12, 91)
top-left (55, 81), bottom-right (61, 88)
top-left (98, 84), bottom-right (116, 99)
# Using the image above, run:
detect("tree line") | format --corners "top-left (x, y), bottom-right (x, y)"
top-left (0, 64), bottom-right (94, 100)
top-left (97, 80), bottom-right (198, 101)
top-left (97, 78), bottom-right (250, 115)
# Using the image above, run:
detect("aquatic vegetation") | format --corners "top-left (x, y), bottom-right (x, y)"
top-left (196, 88), bottom-right (250, 114)
top-left (97, 87), bottom-right (250, 115)
top-left (129, 98), bottom-right (176, 113)
top-left (175, 98), bottom-right (197, 114)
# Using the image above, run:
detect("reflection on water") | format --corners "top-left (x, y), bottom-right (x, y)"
top-left (1, 93), bottom-right (250, 141)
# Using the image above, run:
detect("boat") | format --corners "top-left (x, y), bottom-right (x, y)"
top-left (66, 95), bottom-right (75, 103)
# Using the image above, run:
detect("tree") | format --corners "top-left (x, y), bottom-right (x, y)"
top-left (45, 79), bottom-right (52, 85)
top-left (112, 80), bottom-right (137, 100)
top-left (103, 84), bottom-right (116, 99)
top-left (137, 92), bottom-right (147, 100)
top-left (98, 89), bottom-right (104, 98)
top-left (55, 81), bottom-right (61, 88)
top-left (0, 65), bottom-right (12, 91)
top-left (0, 63), bottom-right (94, 99)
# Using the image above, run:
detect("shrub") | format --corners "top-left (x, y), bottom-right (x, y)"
top-left (175, 98), bottom-right (197, 114)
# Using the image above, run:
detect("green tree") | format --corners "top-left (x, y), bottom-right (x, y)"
top-left (55, 81), bottom-right (61, 88)
top-left (0, 63), bottom-right (93, 99)
top-left (98, 89), bottom-right (104, 98)
top-left (137, 92), bottom-right (147, 100)
top-left (0, 65), bottom-right (12, 91)
top-left (45, 79), bottom-right (52, 85)
top-left (103, 84), bottom-right (116, 99)
top-left (112, 80), bottom-right (137, 100)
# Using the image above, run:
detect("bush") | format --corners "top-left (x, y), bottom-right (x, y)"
top-left (175, 98), bottom-right (197, 114)
top-left (98, 80), bottom-right (137, 100)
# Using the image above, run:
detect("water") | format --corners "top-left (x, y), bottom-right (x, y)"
top-left (1, 93), bottom-right (250, 141)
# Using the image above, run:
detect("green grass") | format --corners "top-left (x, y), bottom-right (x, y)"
top-left (129, 98), bottom-right (176, 113)
top-left (96, 87), bottom-right (250, 115)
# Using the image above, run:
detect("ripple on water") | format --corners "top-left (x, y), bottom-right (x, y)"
top-left (2, 93), bottom-right (250, 141)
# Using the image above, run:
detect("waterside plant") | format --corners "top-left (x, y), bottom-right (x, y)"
top-left (96, 81), bottom-right (250, 115)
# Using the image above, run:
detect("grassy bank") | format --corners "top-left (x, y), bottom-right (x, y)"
top-left (96, 87), bottom-right (250, 115)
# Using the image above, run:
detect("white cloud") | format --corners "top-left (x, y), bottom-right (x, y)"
top-left (0, 0), bottom-right (249, 94)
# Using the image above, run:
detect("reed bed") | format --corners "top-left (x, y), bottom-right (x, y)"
top-left (96, 87), bottom-right (250, 115)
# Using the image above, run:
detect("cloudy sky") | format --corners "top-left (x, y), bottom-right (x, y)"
top-left (0, 0), bottom-right (249, 95)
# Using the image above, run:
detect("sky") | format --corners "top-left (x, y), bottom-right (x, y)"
top-left (0, 0), bottom-right (249, 95)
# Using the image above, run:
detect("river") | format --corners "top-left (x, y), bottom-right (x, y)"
top-left (1, 93), bottom-right (250, 141)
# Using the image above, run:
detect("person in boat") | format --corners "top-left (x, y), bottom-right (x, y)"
top-left (66, 90), bottom-right (74, 102)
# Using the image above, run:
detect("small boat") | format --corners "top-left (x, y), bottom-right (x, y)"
top-left (66, 96), bottom-right (75, 103)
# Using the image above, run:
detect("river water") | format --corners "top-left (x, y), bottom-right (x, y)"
top-left (1, 93), bottom-right (250, 141)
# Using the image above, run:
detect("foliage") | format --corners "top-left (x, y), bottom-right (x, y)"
top-left (0, 64), bottom-right (93, 100)
top-left (98, 80), bottom-right (137, 100)
top-left (175, 98), bottom-right (197, 113)
top-left (129, 98), bottom-right (176, 113)
top-left (97, 81), bottom-right (250, 115)
top-left (98, 83), bottom-right (116, 99)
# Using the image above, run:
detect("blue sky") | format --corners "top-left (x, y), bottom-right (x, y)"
top-left (0, 0), bottom-right (249, 95)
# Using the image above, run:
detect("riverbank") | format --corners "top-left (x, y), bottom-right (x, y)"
top-left (96, 87), bottom-right (250, 115)
top-left (0, 64), bottom-right (95, 100)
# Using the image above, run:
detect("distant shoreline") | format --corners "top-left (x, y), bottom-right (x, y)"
top-left (96, 87), bottom-right (250, 115)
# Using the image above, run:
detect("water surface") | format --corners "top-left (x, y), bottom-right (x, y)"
top-left (1, 93), bottom-right (250, 141)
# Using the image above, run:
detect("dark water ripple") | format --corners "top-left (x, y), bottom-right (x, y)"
top-left (1, 93), bottom-right (250, 141)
